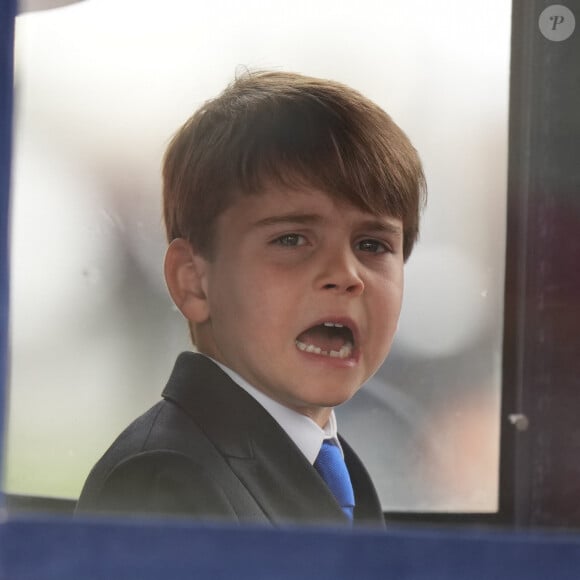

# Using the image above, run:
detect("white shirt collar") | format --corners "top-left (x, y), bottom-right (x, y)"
top-left (204, 355), bottom-right (341, 464)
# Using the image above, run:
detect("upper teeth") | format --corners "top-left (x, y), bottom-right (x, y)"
top-left (323, 322), bottom-right (344, 328)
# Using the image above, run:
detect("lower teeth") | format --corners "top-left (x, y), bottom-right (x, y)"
top-left (295, 340), bottom-right (352, 359)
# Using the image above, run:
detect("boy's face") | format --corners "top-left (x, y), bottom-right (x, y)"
top-left (195, 187), bottom-right (404, 426)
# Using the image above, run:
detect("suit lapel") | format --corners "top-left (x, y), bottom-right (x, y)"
top-left (163, 352), bottom-right (348, 526)
top-left (226, 420), bottom-right (348, 526)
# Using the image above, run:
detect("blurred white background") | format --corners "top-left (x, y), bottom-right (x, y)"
top-left (6, 0), bottom-right (510, 511)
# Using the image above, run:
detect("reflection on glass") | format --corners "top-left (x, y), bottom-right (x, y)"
top-left (6, 0), bottom-right (510, 511)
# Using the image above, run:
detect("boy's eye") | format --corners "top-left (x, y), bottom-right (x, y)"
top-left (356, 239), bottom-right (390, 253)
top-left (273, 233), bottom-right (306, 247)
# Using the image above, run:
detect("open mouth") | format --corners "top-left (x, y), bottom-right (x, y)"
top-left (295, 321), bottom-right (355, 360)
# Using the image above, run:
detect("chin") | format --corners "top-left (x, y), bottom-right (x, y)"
top-left (309, 390), bottom-right (358, 409)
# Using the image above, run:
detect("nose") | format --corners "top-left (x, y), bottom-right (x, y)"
top-left (315, 245), bottom-right (365, 296)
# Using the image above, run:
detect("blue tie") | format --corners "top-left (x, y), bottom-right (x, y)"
top-left (314, 440), bottom-right (355, 522)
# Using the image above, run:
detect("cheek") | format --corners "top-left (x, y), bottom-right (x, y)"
top-left (371, 283), bottom-right (404, 338)
top-left (211, 273), bottom-right (283, 336)
top-left (391, 283), bottom-right (404, 319)
top-left (206, 266), bottom-right (248, 330)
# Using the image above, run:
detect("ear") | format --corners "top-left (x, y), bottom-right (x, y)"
top-left (164, 238), bottom-right (210, 324)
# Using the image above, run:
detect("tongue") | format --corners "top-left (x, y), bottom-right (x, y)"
top-left (296, 325), bottom-right (349, 352)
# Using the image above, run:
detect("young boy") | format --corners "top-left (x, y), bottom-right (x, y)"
top-left (76, 71), bottom-right (425, 527)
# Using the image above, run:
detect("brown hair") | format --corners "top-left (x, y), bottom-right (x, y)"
top-left (163, 70), bottom-right (426, 261)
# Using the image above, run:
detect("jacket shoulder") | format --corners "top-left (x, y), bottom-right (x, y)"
top-left (76, 448), bottom-right (238, 520)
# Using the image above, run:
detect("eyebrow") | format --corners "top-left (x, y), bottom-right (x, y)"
top-left (252, 212), bottom-right (324, 228)
top-left (358, 219), bottom-right (403, 238)
top-left (252, 212), bottom-right (402, 237)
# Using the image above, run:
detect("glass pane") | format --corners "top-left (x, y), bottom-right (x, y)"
top-left (6, 0), bottom-right (510, 511)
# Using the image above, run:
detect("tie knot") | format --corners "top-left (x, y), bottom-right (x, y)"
top-left (314, 440), bottom-right (355, 521)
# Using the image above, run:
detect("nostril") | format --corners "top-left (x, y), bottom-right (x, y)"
top-left (323, 283), bottom-right (338, 290)
top-left (347, 281), bottom-right (364, 294)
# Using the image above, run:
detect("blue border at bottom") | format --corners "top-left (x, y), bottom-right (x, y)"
top-left (1, 515), bottom-right (580, 580)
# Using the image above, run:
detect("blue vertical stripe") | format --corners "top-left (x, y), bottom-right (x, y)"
top-left (0, 0), bottom-right (17, 502)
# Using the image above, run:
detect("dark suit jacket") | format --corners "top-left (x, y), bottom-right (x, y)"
top-left (76, 352), bottom-right (385, 527)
